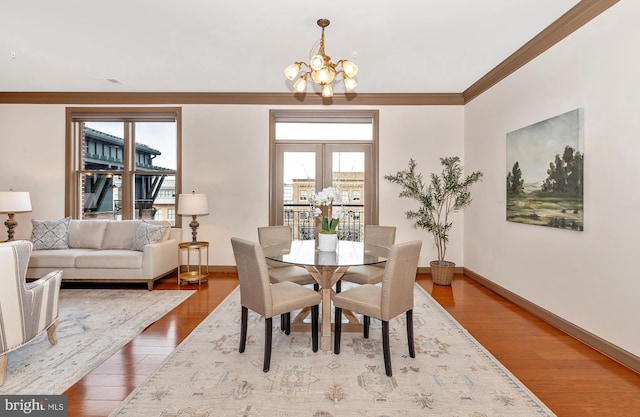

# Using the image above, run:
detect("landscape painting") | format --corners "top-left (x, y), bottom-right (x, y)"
top-left (506, 108), bottom-right (584, 231)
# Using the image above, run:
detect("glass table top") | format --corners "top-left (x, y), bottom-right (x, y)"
top-left (263, 239), bottom-right (388, 268)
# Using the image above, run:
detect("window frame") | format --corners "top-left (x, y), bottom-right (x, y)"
top-left (65, 107), bottom-right (182, 226)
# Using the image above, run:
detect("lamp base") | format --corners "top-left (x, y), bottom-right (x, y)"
top-left (4, 213), bottom-right (17, 241)
top-left (189, 216), bottom-right (200, 245)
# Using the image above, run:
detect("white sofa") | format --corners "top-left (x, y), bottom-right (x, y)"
top-left (27, 219), bottom-right (180, 290)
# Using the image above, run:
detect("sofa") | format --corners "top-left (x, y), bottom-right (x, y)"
top-left (26, 218), bottom-right (180, 290)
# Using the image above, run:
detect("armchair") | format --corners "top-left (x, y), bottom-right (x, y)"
top-left (0, 240), bottom-right (62, 386)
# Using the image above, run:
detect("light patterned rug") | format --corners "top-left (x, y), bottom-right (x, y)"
top-left (110, 285), bottom-right (556, 417)
top-left (0, 289), bottom-right (194, 395)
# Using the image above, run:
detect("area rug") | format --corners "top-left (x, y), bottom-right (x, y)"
top-left (0, 289), bottom-right (194, 395)
top-left (109, 285), bottom-right (556, 417)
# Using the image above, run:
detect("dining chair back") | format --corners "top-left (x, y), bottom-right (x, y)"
top-left (231, 237), bottom-right (321, 372)
top-left (257, 225), bottom-right (316, 288)
top-left (339, 225), bottom-right (397, 290)
top-left (333, 239), bottom-right (422, 377)
top-left (257, 225), bottom-right (292, 247)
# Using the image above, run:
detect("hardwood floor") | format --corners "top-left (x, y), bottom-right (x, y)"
top-left (64, 272), bottom-right (640, 417)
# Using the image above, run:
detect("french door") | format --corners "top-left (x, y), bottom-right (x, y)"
top-left (273, 143), bottom-right (374, 241)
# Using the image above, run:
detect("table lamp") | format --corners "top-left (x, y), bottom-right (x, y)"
top-left (177, 191), bottom-right (209, 244)
top-left (0, 190), bottom-right (32, 241)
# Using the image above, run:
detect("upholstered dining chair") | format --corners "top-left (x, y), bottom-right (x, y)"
top-left (231, 237), bottom-right (321, 372)
top-left (0, 240), bottom-right (63, 386)
top-left (338, 225), bottom-right (396, 292)
top-left (258, 225), bottom-right (318, 333)
top-left (333, 240), bottom-right (422, 377)
top-left (258, 226), bottom-right (318, 288)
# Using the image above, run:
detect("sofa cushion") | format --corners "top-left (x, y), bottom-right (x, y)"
top-left (132, 220), bottom-right (170, 251)
top-left (30, 217), bottom-right (71, 250)
top-left (29, 248), bottom-right (93, 268)
top-left (68, 220), bottom-right (108, 249)
top-left (102, 220), bottom-right (141, 249)
top-left (74, 250), bottom-right (143, 269)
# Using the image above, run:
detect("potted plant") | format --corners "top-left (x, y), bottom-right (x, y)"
top-left (310, 186), bottom-right (342, 251)
top-left (385, 156), bottom-right (483, 285)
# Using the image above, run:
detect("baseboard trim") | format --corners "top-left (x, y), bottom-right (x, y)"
top-left (463, 267), bottom-right (640, 374)
top-left (417, 266), bottom-right (464, 274)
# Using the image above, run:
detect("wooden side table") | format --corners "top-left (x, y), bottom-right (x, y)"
top-left (178, 241), bottom-right (209, 287)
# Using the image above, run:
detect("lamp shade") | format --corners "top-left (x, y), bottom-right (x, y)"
top-left (177, 192), bottom-right (209, 216)
top-left (0, 191), bottom-right (32, 213)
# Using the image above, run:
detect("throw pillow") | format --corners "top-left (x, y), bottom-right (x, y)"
top-left (31, 217), bottom-right (71, 250)
top-left (132, 220), bottom-right (170, 251)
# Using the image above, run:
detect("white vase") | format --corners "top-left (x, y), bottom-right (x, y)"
top-left (318, 233), bottom-right (338, 252)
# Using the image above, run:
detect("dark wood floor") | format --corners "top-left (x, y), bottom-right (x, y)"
top-left (63, 272), bottom-right (640, 417)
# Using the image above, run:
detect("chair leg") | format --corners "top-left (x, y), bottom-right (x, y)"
top-left (264, 317), bottom-right (273, 372)
top-left (363, 315), bottom-right (370, 338)
top-left (382, 320), bottom-right (392, 377)
top-left (334, 307), bottom-right (342, 354)
top-left (0, 354), bottom-right (6, 387)
top-left (406, 310), bottom-right (415, 358)
top-left (239, 306), bottom-right (248, 353)
top-left (47, 320), bottom-right (58, 345)
top-left (335, 279), bottom-right (342, 293)
top-left (284, 312), bottom-right (291, 335)
top-left (280, 314), bottom-right (285, 332)
top-left (313, 283), bottom-right (319, 291)
top-left (311, 304), bottom-right (319, 352)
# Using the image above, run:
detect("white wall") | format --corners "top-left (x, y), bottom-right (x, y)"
top-left (464, 1), bottom-right (640, 356)
top-left (1, 104), bottom-right (464, 268)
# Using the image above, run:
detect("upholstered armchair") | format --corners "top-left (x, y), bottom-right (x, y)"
top-left (0, 240), bottom-right (63, 386)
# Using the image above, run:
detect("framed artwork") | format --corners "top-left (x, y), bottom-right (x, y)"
top-left (506, 108), bottom-right (584, 231)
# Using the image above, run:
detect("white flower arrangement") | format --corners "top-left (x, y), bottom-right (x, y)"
top-left (310, 186), bottom-right (342, 234)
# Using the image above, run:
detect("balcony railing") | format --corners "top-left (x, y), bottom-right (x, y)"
top-left (283, 203), bottom-right (365, 242)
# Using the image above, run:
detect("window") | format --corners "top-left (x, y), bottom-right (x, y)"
top-left (270, 110), bottom-right (379, 241)
top-left (66, 108), bottom-right (181, 226)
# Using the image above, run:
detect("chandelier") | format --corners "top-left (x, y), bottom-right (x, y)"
top-left (283, 18), bottom-right (359, 98)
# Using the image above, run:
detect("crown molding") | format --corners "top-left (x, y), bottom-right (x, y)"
top-left (0, 0), bottom-right (619, 106)
top-left (0, 92), bottom-right (464, 106)
top-left (463, 0), bottom-right (620, 103)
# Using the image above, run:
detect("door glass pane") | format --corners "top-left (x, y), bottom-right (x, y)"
top-left (332, 152), bottom-right (365, 241)
top-left (283, 152), bottom-right (316, 239)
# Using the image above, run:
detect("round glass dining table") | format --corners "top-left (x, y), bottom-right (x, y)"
top-left (263, 239), bottom-right (389, 351)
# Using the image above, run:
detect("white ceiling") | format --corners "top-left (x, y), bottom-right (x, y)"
top-left (1, 0), bottom-right (581, 94)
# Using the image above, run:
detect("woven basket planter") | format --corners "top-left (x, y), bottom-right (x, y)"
top-left (430, 260), bottom-right (456, 286)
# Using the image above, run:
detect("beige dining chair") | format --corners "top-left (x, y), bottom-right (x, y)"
top-left (333, 239), bottom-right (422, 377)
top-left (338, 225), bottom-right (396, 292)
top-left (258, 226), bottom-right (317, 288)
top-left (258, 225), bottom-right (318, 333)
top-left (231, 237), bottom-right (321, 372)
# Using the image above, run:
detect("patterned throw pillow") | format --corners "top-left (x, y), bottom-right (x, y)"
top-left (31, 217), bottom-right (71, 250)
top-left (132, 220), bottom-right (170, 251)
